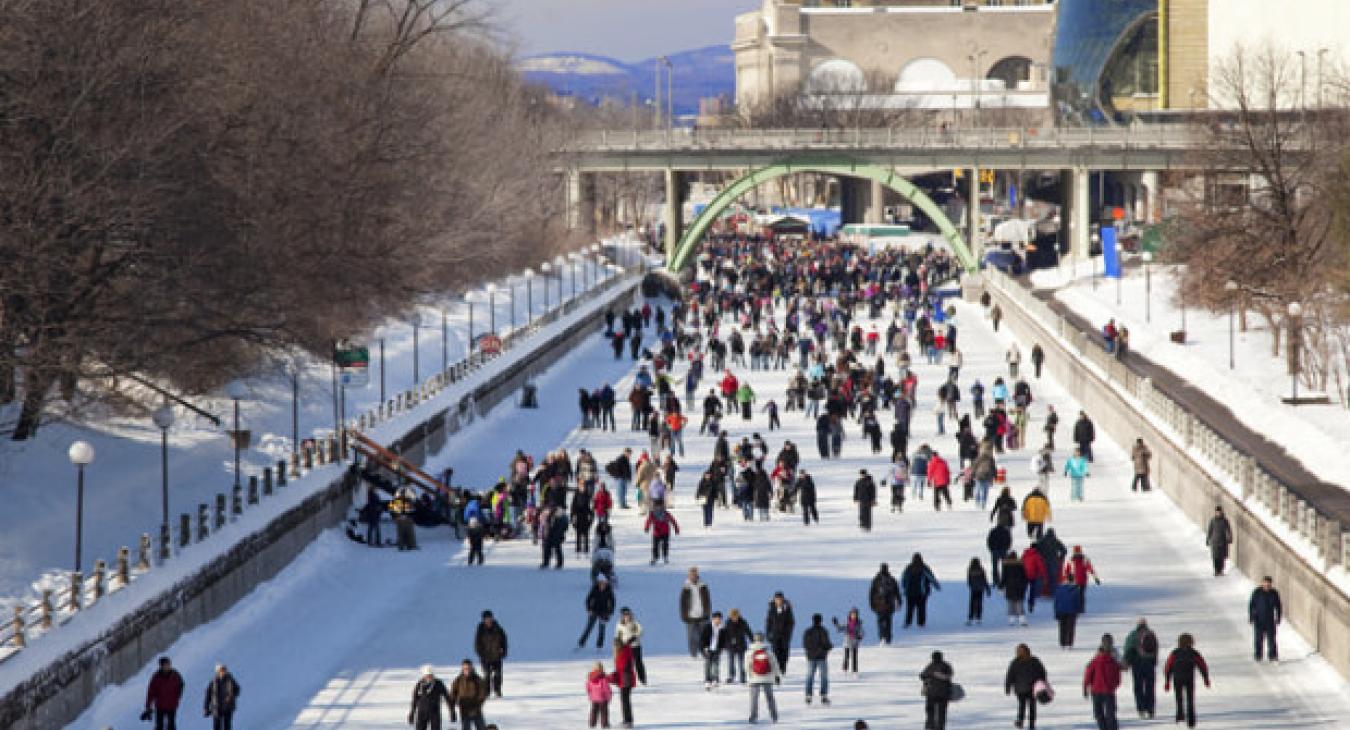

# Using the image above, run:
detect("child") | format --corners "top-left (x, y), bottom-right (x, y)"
top-left (967, 557), bottom-right (992, 626)
top-left (586, 662), bottom-right (613, 728)
top-left (889, 457), bottom-right (909, 513)
top-left (832, 609), bottom-right (864, 677)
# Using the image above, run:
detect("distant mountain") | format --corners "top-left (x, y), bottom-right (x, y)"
top-left (519, 45), bottom-right (736, 117)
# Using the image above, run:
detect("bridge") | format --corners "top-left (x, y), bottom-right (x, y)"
top-left (561, 124), bottom-right (1226, 272)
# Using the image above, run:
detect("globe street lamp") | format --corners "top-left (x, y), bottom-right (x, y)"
top-left (152, 404), bottom-right (174, 561)
top-left (524, 268), bottom-right (535, 323)
top-left (465, 295), bottom-right (475, 350)
top-left (1141, 251), bottom-right (1153, 323)
top-left (225, 380), bottom-right (248, 490)
top-left (540, 262), bottom-right (552, 309)
top-left (1224, 280), bottom-right (1239, 370)
top-left (485, 282), bottom-right (498, 334)
top-left (507, 276), bottom-right (518, 331)
top-left (69, 440), bottom-right (95, 574)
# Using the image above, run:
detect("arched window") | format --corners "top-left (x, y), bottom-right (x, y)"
top-left (805, 59), bottom-right (867, 94)
top-left (895, 57), bottom-right (958, 92)
top-left (988, 56), bottom-right (1033, 89)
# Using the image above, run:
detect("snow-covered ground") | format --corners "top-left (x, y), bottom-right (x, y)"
top-left (0, 239), bottom-right (642, 611)
top-left (1031, 262), bottom-right (1349, 494)
top-left (68, 295), bottom-right (1350, 729)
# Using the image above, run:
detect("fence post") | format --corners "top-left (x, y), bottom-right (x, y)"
top-left (303, 446), bottom-right (314, 471)
top-left (232, 484), bottom-right (243, 519)
top-left (117, 546), bottom-right (131, 586)
top-left (68, 571), bottom-right (82, 611)
top-left (10, 606), bottom-right (23, 648)
top-left (198, 504), bottom-right (211, 542)
top-left (248, 475), bottom-right (260, 505)
top-left (278, 459), bottom-right (289, 487)
top-left (215, 494), bottom-right (227, 529)
top-left (290, 453), bottom-right (301, 479)
top-left (180, 513), bottom-right (191, 549)
top-left (40, 590), bottom-right (53, 629)
top-left (138, 534), bottom-right (151, 571)
top-left (91, 560), bottom-right (106, 603)
top-left (263, 467), bottom-right (273, 497)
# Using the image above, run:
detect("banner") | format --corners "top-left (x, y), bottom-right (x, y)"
top-left (1102, 226), bottom-right (1121, 278)
top-left (335, 342), bottom-right (371, 387)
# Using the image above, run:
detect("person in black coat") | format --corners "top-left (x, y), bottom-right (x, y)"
top-left (986, 523), bottom-right (1012, 585)
top-left (802, 613), bottom-right (834, 704)
top-left (797, 470), bottom-right (819, 525)
top-left (474, 612), bottom-right (508, 698)
top-left (765, 592), bottom-right (796, 676)
top-left (966, 558), bottom-right (992, 626)
top-left (723, 608), bottom-right (754, 684)
top-left (203, 664), bottom-right (241, 730)
top-left (571, 492), bottom-right (594, 554)
top-left (853, 470), bottom-right (877, 531)
top-left (1005, 644), bottom-right (1048, 730)
top-left (1248, 576), bottom-right (1283, 661)
top-left (408, 666), bottom-right (453, 730)
top-left (815, 413), bottom-right (832, 459)
top-left (920, 651), bottom-right (954, 730)
top-left (901, 553), bottom-right (941, 628)
top-left (1072, 412), bottom-right (1095, 462)
top-left (869, 563), bottom-right (901, 644)
top-left (578, 576), bottom-right (615, 649)
top-left (359, 491), bottom-right (384, 548)
top-left (540, 509), bottom-right (568, 569)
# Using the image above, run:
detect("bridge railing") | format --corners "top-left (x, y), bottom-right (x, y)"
top-left (570, 124), bottom-right (1206, 152)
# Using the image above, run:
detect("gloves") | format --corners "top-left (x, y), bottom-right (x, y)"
top-left (141, 709), bottom-right (153, 722)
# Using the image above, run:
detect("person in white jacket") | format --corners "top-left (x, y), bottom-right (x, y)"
top-left (614, 608), bottom-right (647, 685)
top-left (746, 633), bottom-right (782, 724)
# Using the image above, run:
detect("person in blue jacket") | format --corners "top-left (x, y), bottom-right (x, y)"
top-left (1053, 582), bottom-right (1082, 649)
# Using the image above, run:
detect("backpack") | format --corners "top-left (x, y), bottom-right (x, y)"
top-left (751, 648), bottom-right (772, 676)
top-left (1140, 629), bottom-right (1158, 657)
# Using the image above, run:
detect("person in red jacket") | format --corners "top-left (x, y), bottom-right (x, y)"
top-left (926, 451), bottom-right (953, 511)
top-left (592, 484), bottom-right (613, 523)
top-left (1062, 546), bottom-right (1102, 612)
top-left (1021, 546), bottom-right (1047, 614)
top-left (720, 371), bottom-right (739, 413)
top-left (610, 638), bottom-right (640, 727)
top-left (643, 506), bottom-right (680, 566)
top-left (1083, 634), bottom-right (1122, 730)
top-left (143, 656), bottom-right (185, 730)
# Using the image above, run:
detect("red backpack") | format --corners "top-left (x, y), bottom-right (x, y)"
top-left (751, 648), bottom-right (772, 676)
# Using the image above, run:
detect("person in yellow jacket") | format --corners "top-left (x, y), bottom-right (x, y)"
top-left (1020, 487), bottom-right (1051, 541)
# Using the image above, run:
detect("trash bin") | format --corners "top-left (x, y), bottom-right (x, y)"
top-left (520, 383), bottom-right (539, 409)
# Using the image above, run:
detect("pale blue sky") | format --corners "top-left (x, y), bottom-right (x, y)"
top-left (495, 0), bottom-right (758, 61)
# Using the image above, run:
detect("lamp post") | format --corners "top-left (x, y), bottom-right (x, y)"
top-left (568, 253), bottom-right (579, 299)
top-left (152, 404), bottom-right (174, 561)
top-left (1090, 231), bottom-right (1101, 289)
top-left (69, 441), bottom-right (95, 575)
top-left (524, 268), bottom-right (535, 322)
top-left (1225, 280), bottom-right (1238, 370)
top-left (590, 244), bottom-right (602, 288)
top-left (1142, 251), bottom-right (1153, 323)
top-left (440, 309), bottom-right (448, 371)
top-left (508, 276), bottom-right (518, 331)
top-left (225, 380), bottom-right (247, 490)
top-left (409, 312), bottom-right (423, 384)
top-left (1288, 301), bottom-right (1303, 402)
top-left (541, 262), bottom-right (552, 309)
top-left (465, 296), bottom-right (474, 350)
top-left (378, 338), bottom-right (386, 402)
top-left (486, 283), bottom-right (498, 334)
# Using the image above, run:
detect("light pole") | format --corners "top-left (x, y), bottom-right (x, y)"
top-left (1225, 280), bottom-right (1238, 370)
top-left (541, 262), bottom-right (552, 309)
top-left (440, 309), bottom-right (448, 371)
top-left (409, 312), bottom-right (423, 384)
top-left (1142, 251), bottom-right (1153, 323)
top-left (1288, 301), bottom-right (1303, 402)
top-left (524, 268), bottom-right (535, 322)
top-left (378, 338), bottom-right (386, 402)
top-left (567, 253), bottom-right (578, 299)
top-left (226, 380), bottom-right (247, 490)
top-left (152, 404), bottom-right (174, 561)
top-left (486, 282), bottom-right (498, 334)
top-left (69, 441), bottom-right (95, 575)
top-left (508, 276), bottom-right (517, 331)
top-left (591, 244), bottom-right (602, 288)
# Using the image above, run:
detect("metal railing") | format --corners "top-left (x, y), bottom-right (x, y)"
top-left (569, 124), bottom-right (1209, 153)
top-left (982, 268), bottom-right (1349, 576)
top-left (0, 261), bottom-right (645, 664)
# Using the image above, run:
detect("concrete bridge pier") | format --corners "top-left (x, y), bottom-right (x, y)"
top-left (1063, 165), bottom-right (1092, 262)
top-left (968, 166), bottom-right (982, 261)
top-left (663, 169), bottom-right (687, 259)
top-left (840, 177), bottom-right (885, 225)
top-left (566, 168), bottom-right (595, 233)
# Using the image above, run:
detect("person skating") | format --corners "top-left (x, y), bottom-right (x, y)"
top-left (1205, 506), bottom-right (1232, 576)
top-left (203, 663), bottom-right (241, 730)
top-left (1249, 576), bottom-right (1282, 662)
top-left (889, 456), bottom-right (909, 512)
top-left (142, 656), bottom-right (184, 730)
top-left (1001, 551), bottom-right (1029, 626)
top-left (1021, 545), bottom-right (1047, 615)
top-left (611, 638), bottom-right (640, 728)
top-left (1005, 644), bottom-right (1048, 730)
top-left (1043, 405), bottom-right (1059, 450)
top-left (474, 612), bottom-right (507, 698)
top-left (802, 613), bottom-right (833, 705)
top-left (643, 506), bottom-right (680, 565)
top-left (1062, 546), bottom-right (1101, 611)
top-left (1129, 438), bottom-right (1152, 491)
top-left (1083, 634), bottom-right (1122, 730)
top-left (724, 608), bottom-right (754, 684)
top-left (919, 650), bottom-right (955, 730)
top-left (449, 660), bottom-right (490, 730)
top-left (614, 608), bottom-right (647, 685)
top-left (901, 553), bottom-right (940, 628)
top-left (1163, 633), bottom-right (1211, 727)
top-left (736, 381), bottom-right (756, 421)
top-left (832, 608), bottom-right (864, 677)
top-left (701, 611), bottom-right (728, 689)
top-left (680, 567), bottom-right (713, 658)
top-left (797, 469), bottom-right (819, 525)
top-left (869, 563), bottom-right (901, 645)
top-left (927, 450), bottom-right (953, 511)
top-left (853, 469), bottom-right (877, 531)
top-left (606, 450), bottom-right (634, 509)
top-left (1072, 411), bottom-right (1096, 462)
top-left (1123, 617), bottom-right (1160, 718)
top-left (1021, 488), bottom-right (1051, 542)
top-left (967, 557), bottom-right (992, 626)
top-left (408, 665), bottom-right (453, 730)
top-left (1053, 582), bottom-right (1082, 648)
top-left (466, 517), bottom-right (486, 565)
top-left (578, 576), bottom-right (616, 650)
top-left (765, 592), bottom-right (796, 677)
top-left (586, 662), bottom-right (613, 728)
top-left (987, 521), bottom-right (1012, 585)
top-left (746, 633), bottom-right (782, 724)
top-left (572, 492), bottom-right (595, 554)
top-left (1030, 343), bottom-right (1045, 378)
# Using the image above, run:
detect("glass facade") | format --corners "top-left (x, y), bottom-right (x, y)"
top-left (1052, 0), bottom-right (1157, 123)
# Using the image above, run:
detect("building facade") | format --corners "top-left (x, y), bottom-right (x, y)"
top-left (732, 0), bottom-right (1056, 117)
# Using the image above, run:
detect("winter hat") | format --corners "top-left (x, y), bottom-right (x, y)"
top-left (420, 664), bottom-right (435, 677)
top-left (481, 610), bottom-right (494, 619)
top-left (931, 651), bottom-right (944, 662)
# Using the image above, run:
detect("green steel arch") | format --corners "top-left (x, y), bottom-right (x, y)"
top-left (668, 159), bottom-right (976, 273)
